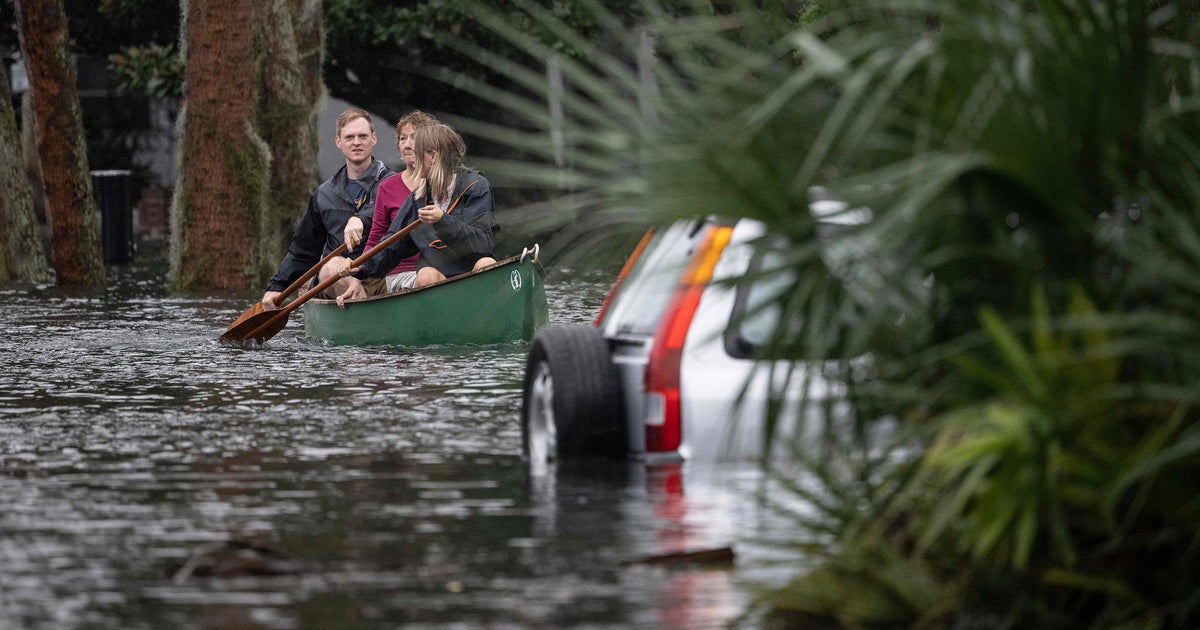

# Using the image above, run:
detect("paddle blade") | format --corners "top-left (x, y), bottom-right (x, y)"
top-left (223, 302), bottom-right (266, 336)
top-left (219, 307), bottom-right (291, 344)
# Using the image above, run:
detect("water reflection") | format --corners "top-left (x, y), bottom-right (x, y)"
top-left (0, 249), bottom-right (794, 629)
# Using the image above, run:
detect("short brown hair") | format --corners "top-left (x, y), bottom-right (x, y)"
top-left (394, 110), bottom-right (438, 146)
top-left (336, 108), bottom-right (374, 136)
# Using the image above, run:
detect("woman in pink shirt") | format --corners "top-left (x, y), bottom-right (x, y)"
top-left (360, 110), bottom-right (437, 295)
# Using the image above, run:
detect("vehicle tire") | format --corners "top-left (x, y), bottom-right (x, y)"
top-left (522, 323), bottom-right (626, 462)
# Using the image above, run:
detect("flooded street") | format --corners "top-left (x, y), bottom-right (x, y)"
top-left (0, 246), bottom-right (797, 629)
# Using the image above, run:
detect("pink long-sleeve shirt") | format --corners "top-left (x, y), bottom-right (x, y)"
top-left (365, 173), bottom-right (419, 275)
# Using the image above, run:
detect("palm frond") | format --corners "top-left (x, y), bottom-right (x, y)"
top-left (440, 0), bottom-right (1200, 624)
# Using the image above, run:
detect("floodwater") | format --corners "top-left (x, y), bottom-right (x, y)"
top-left (0, 244), bottom-right (799, 629)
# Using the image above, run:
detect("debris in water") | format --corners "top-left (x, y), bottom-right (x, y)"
top-left (172, 538), bottom-right (312, 583)
top-left (622, 546), bottom-right (735, 568)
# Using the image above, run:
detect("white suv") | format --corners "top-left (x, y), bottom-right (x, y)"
top-left (522, 216), bottom-right (834, 465)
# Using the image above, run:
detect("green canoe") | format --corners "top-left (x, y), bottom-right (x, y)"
top-left (303, 247), bottom-right (549, 347)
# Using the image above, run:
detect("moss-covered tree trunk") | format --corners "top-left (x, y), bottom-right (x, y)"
top-left (21, 92), bottom-right (47, 230)
top-left (0, 59), bottom-right (50, 285)
top-left (171, 0), bottom-right (325, 291)
top-left (256, 0), bottom-right (324, 277)
top-left (14, 0), bottom-right (105, 287)
top-left (170, 0), bottom-right (268, 291)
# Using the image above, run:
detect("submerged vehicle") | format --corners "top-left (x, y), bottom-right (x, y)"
top-left (521, 217), bottom-right (844, 464)
top-left (304, 246), bottom-right (549, 347)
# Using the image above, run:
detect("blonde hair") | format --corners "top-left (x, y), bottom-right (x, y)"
top-left (414, 123), bottom-right (467, 205)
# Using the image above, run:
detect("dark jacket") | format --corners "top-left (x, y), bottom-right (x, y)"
top-left (267, 158), bottom-right (393, 292)
top-left (359, 169), bottom-right (498, 279)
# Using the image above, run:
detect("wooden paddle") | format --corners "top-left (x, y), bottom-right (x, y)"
top-left (220, 217), bottom-right (424, 344)
top-left (220, 243), bottom-right (349, 341)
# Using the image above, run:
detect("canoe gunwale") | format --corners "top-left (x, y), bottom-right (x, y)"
top-left (309, 250), bottom-right (541, 307)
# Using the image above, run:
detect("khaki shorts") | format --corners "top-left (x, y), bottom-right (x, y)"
top-left (305, 277), bottom-right (341, 300)
top-left (360, 272), bottom-right (417, 297)
top-left (360, 277), bottom-right (388, 297)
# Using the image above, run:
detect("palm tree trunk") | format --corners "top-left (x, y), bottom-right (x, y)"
top-left (171, 0), bottom-right (325, 291)
top-left (0, 59), bottom-right (50, 284)
top-left (256, 0), bottom-right (323, 278)
top-left (170, 0), bottom-right (267, 291)
top-left (13, 0), bottom-right (105, 287)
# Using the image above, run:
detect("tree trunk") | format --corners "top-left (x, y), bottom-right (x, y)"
top-left (14, 0), bottom-right (105, 287)
top-left (256, 0), bottom-right (323, 278)
top-left (21, 91), bottom-right (48, 230)
top-left (0, 59), bottom-right (51, 284)
top-left (171, 0), bottom-right (326, 291)
top-left (171, 0), bottom-right (267, 291)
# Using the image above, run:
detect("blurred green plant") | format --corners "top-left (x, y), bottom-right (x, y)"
top-left (108, 42), bottom-right (183, 100)
top-left (918, 289), bottom-right (1117, 572)
top-left (445, 0), bottom-right (1200, 625)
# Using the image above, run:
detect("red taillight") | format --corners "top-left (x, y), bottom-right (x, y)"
top-left (644, 225), bottom-right (733, 452)
top-left (594, 228), bottom-right (656, 326)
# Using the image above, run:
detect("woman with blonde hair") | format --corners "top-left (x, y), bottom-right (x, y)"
top-left (340, 123), bottom-right (498, 300)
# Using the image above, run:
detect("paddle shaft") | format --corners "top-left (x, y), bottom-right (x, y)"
top-left (243, 218), bottom-right (423, 341)
top-left (273, 243), bottom-right (348, 306)
top-left (220, 242), bottom-right (350, 340)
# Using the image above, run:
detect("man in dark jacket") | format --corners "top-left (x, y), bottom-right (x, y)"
top-left (260, 108), bottom-right (393, 310)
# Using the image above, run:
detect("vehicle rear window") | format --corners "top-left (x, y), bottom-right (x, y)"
top-left (725, 217), bottom-right (914, 360)
top-left (605, 221), bottom-right (707, 336)
top-left (724, 240), bottom-right (802, 359)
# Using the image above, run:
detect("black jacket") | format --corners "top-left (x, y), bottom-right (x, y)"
top-left (267, 158), bottom-right (393, 292)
